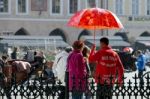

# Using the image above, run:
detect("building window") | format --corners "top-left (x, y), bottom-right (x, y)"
top-left (103, 0), bottom-right (108, 9)
top-left (17, 0), bottom-right (28, 14)
top-left (147, 0), bottom-right (150, 15)
top-left (132, 0), bottom-right (139, 15)
top-left (115, 0), bottom-right (123, 15)
top-left (86, 0), bottom-right (96, 8)
top-left (69, 0), bottom-right (78, 14)
top-left (52, 0), bottom-right (61, 14)
top-left (0, 0), bottom-right (8, 13)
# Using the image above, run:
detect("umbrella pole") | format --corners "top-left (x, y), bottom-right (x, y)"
top-left (94, 28), bottom-right (96, 45)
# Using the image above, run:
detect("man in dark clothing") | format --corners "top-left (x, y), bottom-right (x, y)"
top-left (11, 47), bottom-right (18, 59)
top-left (117, 51), bottom-right (137, 71)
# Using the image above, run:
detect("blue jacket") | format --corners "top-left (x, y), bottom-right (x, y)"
top-left (137, 54), bottom-right (146, 71)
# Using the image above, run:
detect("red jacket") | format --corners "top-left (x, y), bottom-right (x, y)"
top-left (89, 46), bottom-right (124, 85)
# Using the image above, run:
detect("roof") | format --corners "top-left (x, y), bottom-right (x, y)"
top-left (82, 36), bottom-right (131, 47)
top-left (136, 41), bottom-right (150, 46)
top-left (0, 36), bottom-right (69, 47)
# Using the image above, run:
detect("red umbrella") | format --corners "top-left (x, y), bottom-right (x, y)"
top-left (67, 8), bottom-right (123, 43)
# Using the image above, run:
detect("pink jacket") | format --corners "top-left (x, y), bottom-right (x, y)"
top-left (68, 50), bottom-right (87, 91)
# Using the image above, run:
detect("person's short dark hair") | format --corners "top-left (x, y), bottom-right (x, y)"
top-left (137, 50), bottom-right (142, 54)
top-left (13, 47), bottom-right (18, 52)
top-left (100, 37), bottom-right (109, 45)
top-left (72, 40), bottom-right (84, 50)
top-left (2, 55), bottom-right (8, 60)
top-left (34, 51), bottom-right (37, 56)
top-left (65, 46), bottom-right (73, 53)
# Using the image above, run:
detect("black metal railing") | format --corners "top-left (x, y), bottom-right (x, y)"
top-left (0, 72), bottom-right (150, 99)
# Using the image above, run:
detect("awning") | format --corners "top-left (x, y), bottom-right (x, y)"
top-left (0, 36), bottom-right (69, 48)
top-left (87, 40), bottom-right (130, 47)
top-left (135, 37), bottom-right (150, 47)
top-left (136, 41), bottom-right (150, 46)
top-left (82, 36), bottom-right (131, 47)
top-left (136, 37), bottom-right (150, 41)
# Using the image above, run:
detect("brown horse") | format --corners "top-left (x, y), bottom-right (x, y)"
top-left (1, 59), bottom-right (45, 99)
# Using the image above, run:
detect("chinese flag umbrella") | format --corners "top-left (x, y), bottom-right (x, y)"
top-left (67, 8), bottom-right (124, 43)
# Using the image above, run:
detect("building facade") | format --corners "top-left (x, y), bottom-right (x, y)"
top-left (0, 0), bottom-right (150, 44)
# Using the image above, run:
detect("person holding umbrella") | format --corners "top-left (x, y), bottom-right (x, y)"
top-left (67, 7), bottom-right (124, 99)
top-left (89, 37), bottom-right (124, 99)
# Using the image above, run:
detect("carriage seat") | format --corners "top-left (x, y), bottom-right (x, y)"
top-left (12, 61), bottom-right (31, 73)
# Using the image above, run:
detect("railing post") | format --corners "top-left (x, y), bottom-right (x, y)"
top-left (65, 71), bottom-right (69, 99)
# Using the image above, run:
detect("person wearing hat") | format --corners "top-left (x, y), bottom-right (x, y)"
top-left (11, 47), bottom-right (19, 60)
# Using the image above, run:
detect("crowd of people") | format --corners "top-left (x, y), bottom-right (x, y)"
top-left (52, 37), bottom-right (124, 99)
top-left (52, 37), bottom-right (150, 99)
top-left (0, 37), bottom-right (150, 99)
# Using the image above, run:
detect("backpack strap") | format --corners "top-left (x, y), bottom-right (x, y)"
top-left (56, 56), bottom-right (63, 64)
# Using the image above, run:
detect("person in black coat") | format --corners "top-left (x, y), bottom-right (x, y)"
top-left (117, 51), bottom-right (137, 71)
top-left (11, 47), bottom-right (18, 59)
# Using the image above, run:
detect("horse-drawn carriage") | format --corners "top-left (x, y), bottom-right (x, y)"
top-left (0, 56), bottom-right (55, 99)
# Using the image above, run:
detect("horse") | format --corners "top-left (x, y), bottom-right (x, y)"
top-left (0, 57), bottom-right (46, 99)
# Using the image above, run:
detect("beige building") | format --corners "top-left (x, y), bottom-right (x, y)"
top-left (0, 0), bottom-right (150, 44)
